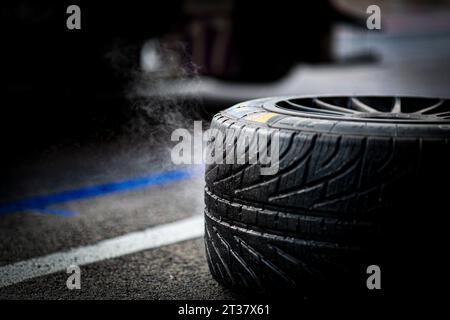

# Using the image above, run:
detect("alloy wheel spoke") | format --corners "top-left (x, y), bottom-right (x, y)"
top-left (350, 98), bottom-right (379, 113)
top-left (313, 98), bottom-right (360, 114)
top-left (415, 99), bottom-right (444, 114)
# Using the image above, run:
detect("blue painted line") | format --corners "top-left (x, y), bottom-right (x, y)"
top-left (0, 168), bottom-right (201, 217)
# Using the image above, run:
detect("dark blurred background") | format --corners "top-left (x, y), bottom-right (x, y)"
top-left (1, 0), bottom-right (450, 193)
top-left (1, 1), bottom-right (353, 152)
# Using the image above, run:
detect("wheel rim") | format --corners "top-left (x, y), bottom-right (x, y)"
top-left (263, 96), bottom-right (450, 123)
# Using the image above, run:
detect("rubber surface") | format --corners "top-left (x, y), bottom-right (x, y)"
top-left (204, 96), bottom-right (450, 298)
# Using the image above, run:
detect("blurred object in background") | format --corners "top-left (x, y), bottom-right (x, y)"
top-left (1, 0), bottom-right (359, 158)
top-left (154, 0), bottom-right (363, 82)
top-left (2, 0), bottom-right (450, 163)
top-left (334, 0), bottom-right (450, 65)
top-left (138, 0), bottom-right (450, 109)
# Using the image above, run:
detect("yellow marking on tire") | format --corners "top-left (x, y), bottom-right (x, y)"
top-left (245, 112), bottom-right (278, 123)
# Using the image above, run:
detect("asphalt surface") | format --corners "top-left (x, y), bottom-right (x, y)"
top-left (0, 238), bottom-right (237, 300)
top-left (0, 135), bottom-right (234, 299)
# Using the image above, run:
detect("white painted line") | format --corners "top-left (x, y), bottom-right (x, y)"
top-left (0, 215), bottom-right (204, 288)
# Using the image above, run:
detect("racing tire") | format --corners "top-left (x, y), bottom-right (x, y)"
top-left (204, 96), bottom-right (450, 299)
